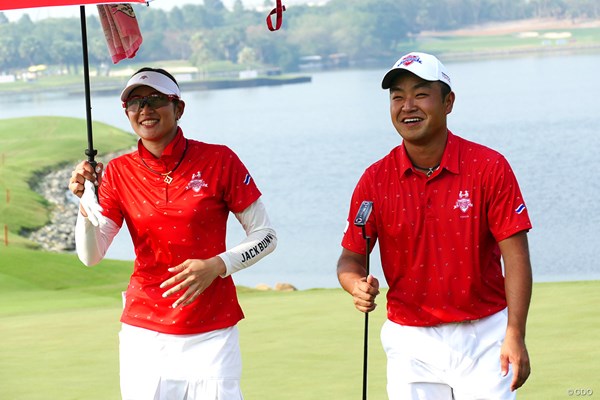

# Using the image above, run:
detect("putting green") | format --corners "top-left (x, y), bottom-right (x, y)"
top-left (1, 249), bottom-right (598, 400)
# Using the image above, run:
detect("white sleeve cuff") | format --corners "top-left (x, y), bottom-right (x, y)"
top-left (75, 211), bottom-right (120, 266)
top-left (217, 199), bottom-right (277, 277)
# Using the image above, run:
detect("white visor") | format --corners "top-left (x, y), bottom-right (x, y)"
top-left (120, 70), bottom-right (181, 101)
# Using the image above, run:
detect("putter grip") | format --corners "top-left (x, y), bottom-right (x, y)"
top-left (353, 201), bottom-right (373, 227)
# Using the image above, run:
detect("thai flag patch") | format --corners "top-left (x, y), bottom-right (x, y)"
top-left (515, 204), bottom-right (526, 214)
top-left (243, 174), bottom-right (252, 185)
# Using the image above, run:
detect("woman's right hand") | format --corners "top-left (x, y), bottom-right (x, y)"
top-left (69, 161), bottom-right (106, 226)
top-left (69, 160), bottom-right (103, 199)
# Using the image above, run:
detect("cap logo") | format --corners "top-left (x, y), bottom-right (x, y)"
top-left (441, 72), bottom-right (451, 84)
top-left (140, 75), bottom-right (148, 80)
top-left (399, 54), bottom-right (422, 67)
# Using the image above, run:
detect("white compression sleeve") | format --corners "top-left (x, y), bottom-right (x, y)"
top-left (218, 199), bottom-right (277, 277)
top-left (75, 211), bottom-right (120, 266)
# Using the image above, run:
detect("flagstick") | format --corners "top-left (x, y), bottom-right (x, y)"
top-left (79, 6), bottom-right (97, 171)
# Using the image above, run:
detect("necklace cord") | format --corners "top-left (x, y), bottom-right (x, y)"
top-left (413, 163), bottom-right (441, 177)
top-left (139, 139), bottom-right (188, 184)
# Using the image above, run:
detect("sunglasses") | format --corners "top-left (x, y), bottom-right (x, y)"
top-left (123, 94), bottom-right (179, 113)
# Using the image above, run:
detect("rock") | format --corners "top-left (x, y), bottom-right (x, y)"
top-left (255, 283), bottom-right (271, 291)
top-left (274, 282), bottom-right (297, 292)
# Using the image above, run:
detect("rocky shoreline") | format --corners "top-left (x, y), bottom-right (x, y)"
top-left (27, 149), bottom-right (133, 252)
top-left (27, 165), bottom-right (80, 252)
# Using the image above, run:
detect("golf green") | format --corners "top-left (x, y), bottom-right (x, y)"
top-left (0, 246), bottom-right (598, 399)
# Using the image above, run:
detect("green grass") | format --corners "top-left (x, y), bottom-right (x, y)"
top-left (1, 116), bottom-right (598, 398)
top-left (0, 60), bottom-right (264, 94)
top-left (1, 245), bottom-right (598, 399)
top-left (0, 117), bottom-right (137, 243)
top-left (398, 26), bottom-right (600, 59)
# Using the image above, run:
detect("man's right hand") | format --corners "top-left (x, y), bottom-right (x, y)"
top-left (352, 274), bottom-right (380, 313)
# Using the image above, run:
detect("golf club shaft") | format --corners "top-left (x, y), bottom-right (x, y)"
top-left (362, 234), bottom-right (370, 400)
top-left (354, 201), bottom-right (373, 400)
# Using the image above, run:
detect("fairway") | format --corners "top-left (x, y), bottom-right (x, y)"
top-left (1, 246), bottom-right (598, 399)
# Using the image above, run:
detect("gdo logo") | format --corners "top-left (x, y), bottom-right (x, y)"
top-left (567, 388), bottom-right (594, 396)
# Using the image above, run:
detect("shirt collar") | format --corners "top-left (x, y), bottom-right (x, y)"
top-left (398, 130), bottom-right (460, 176)
top-left (441, 130), bottom-right (460, 175)
top-left (137, 127), bottom-right (185, 163)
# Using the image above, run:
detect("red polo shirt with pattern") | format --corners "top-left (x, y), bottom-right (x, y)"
top-left (342, 131), bottom-right (532, 327)
top-left (99, 128), bottom-right (261, 334)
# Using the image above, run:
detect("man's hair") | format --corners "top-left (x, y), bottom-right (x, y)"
top-left (440, 82), bottom-right (451, 99)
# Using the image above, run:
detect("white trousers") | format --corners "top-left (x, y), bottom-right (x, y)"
top-left (381, 309), bottom-right (515, 400)
top-left (119, 324), bottom-right (243, 400)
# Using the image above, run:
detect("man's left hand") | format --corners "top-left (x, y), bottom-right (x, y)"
top-left (500, 330), bottom-right (531, 391)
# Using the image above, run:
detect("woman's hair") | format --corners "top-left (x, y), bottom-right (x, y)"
top-left (133, 67), bottom-right (179, 88)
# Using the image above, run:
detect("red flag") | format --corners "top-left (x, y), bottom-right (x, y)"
top-left (266, 0), bottom-right (286, 31)
top-left (98, 4), bottom-right (143, 63)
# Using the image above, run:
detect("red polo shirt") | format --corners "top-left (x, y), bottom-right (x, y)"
top-left (342, 131), bottom-right (532, 326)
top-left (99, 129), bottom-right (261, 334)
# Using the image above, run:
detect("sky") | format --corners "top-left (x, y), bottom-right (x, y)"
top-left (3, 0), bottom-right (323, 21)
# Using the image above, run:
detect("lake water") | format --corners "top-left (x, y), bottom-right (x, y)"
top-left (2, 52), bottom-right (600, 289)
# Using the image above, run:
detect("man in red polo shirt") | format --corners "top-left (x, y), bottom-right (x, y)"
top-left (337, 52), bottom-right (532, 399)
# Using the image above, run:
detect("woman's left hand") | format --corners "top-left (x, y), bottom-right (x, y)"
top-left (160, 257), bottom-right (227, 308)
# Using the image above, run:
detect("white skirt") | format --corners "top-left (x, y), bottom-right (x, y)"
top-left (119, 324), bottom-right (243, 400)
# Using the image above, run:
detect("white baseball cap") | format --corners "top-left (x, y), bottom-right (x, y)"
top-left (381, 52), bottom-right (452, 90)
top-left (120, 70), bottom-right (181, 101)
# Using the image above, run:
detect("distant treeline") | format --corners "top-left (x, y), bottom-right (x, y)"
top-left (1, 0), bottom-right (598, 73)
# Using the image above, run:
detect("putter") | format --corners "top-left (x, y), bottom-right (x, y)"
top-left (353, 200), bottom-right (373, 400)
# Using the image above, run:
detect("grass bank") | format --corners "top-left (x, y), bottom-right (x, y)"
top-left (0, 117), bottom-right (137, 246)
top-left (400, 21), bottom-right (600, 61)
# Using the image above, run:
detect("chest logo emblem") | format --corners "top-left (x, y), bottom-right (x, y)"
top-left (454, 190), bottom-right (473, 213)
top-left (186, 171), bottom-right (208, 193)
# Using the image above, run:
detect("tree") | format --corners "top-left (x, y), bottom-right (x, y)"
top-left (204, 0), bottom-right (227, 28)
top-left (164, 30), bottom-right (193, 60)
top-left (245, 24), bottom-right (298, 70)
top-left (1, 0), bottom-right (598, 75)
top-left (237, 46), bottom-right (258, 66)
top-left (287, 12), bottom-right (337, 57)
top-left (18, 36), bottom-right (45, 66)
top-left (0, 26), bottom-right (19, 70)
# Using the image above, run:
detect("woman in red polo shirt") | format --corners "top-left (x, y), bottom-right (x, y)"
top-left (68, 67), bottom-right (277, 399)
